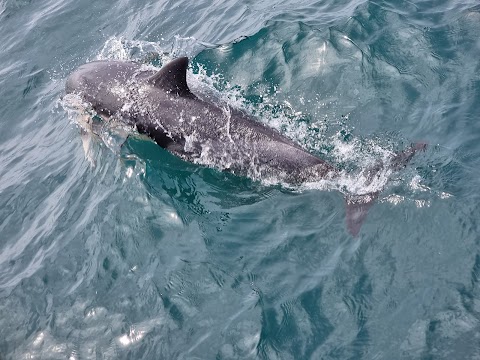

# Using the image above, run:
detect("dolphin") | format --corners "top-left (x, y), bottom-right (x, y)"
top-left (65, 56), bottom-right (424, 236)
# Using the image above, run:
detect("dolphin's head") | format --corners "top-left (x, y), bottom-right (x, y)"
top-left (66, 61), bottom-right (143, 116)
top-left (66, 58), bottom-right (194, 119)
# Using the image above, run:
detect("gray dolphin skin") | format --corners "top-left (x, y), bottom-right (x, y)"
top-left (65, 57), bottom-right (424, 236)
top-left (66, 57), bottom-right (335, 184)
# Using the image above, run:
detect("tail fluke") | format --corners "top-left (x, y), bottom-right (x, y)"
top-left (345, 193), bottom-right (378, 237)
top-left (344, 143), bottom-right (427, 236)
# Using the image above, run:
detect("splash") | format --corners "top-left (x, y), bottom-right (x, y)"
top-left (64, 37), bottom-right (425, 198)
top-left (97, 36), bottom-right (217, 63)
top-left (61, 94), bottom-right (134, 153)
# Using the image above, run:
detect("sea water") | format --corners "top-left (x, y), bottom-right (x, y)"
top-left (0, 0), bottom-right (479, 358)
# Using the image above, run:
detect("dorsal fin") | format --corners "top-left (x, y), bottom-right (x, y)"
top-left (148, 57), bottom-right (193, 97)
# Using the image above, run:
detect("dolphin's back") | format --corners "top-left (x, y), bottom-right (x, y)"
top-left (133, 87), bottom-right (334, 181)
top-left (66, 58), bottom-right (333, 181)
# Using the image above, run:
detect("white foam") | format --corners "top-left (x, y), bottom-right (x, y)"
top-left (64, 38), bottom-right (425, 197)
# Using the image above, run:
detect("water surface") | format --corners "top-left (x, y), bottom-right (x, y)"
top-left (1, 0), bottom-right (480, 358)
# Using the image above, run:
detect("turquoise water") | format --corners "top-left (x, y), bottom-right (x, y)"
top-left (1, 0), bottom-right (480, 358)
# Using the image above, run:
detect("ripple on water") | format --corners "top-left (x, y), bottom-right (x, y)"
top-left (1, 0), bottom-right (480, 358)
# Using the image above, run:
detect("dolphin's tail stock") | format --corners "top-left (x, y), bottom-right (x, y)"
top-left (344, 142), bottom-right (427, 236)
